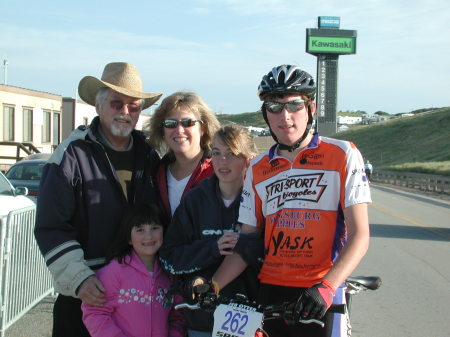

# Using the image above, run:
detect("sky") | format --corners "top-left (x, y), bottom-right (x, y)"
top-left (1, 0), bottom-right (449, 115)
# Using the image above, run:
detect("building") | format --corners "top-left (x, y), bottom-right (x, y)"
top-left (337, 115), bottom-right (362, 125)
top-left (246, 126), bottom-right (268, 136)
top-left (0, 84), bottom-right (151, 171)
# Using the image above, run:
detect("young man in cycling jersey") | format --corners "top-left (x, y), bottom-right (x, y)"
top-left (212, 64), bottom-right (372, 337)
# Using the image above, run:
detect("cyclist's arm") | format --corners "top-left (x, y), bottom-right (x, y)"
top-left (213, 223), bottom-right (260, 290)
top-left (322, 202), bottom-right (370, 288)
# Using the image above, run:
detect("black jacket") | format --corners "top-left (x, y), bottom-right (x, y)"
top-left (159, 174), bottom-right (259, 332)
top-left (34, 117), bottom-right (160, 296)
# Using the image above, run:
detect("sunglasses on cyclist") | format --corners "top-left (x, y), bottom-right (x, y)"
top-left (264, 100), bottom-right (305, 114)
top-left (108, 99), bottom-right (141, 113)
top-left (163, 118), bottom-right (202, 129)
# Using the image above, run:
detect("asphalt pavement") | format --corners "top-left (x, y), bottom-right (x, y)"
top-left (4, 184), bottom-right (449, 337)
top-left (5, 296), bottom-right (54, 337)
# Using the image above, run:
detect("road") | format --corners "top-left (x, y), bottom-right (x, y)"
top-left (5, 183), bottom-right (450, 337)
top-left (4, 295), bottom-right (54, 337)
top-left (350, 184), bottom-right (450, 337)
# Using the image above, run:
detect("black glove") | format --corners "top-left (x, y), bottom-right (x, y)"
top-left (199, 290), bottom-right (219, 312)
top-left (294, 282), bottom-right (335, 320)
top-left (175, 276), bottom-right (211, 303)
top-left (185, 277), bottom-right (221, 311)
top-left (191, 277), bottom-right (212, 297)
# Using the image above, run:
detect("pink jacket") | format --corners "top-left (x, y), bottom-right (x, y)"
top-left (82, 251), bottom-right (186, 337)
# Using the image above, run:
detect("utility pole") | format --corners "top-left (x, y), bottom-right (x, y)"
top-left (3, 59), bottom-right (8, 85)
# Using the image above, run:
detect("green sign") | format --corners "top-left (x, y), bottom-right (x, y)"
top-left (307, 36), bottom-right (356, 54)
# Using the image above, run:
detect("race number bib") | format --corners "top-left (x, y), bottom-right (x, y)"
top-left (212, 303), bottom-right (263, 337)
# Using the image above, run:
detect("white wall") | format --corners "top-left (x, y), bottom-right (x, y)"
top-left (337, 116), bottom-right (362, 125)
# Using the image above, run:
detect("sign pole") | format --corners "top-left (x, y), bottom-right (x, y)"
top-left (306, 17), bottom-right (357, 136)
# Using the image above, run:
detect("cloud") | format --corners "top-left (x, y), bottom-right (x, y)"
top-left (1, 0), bottom-right (449, 115)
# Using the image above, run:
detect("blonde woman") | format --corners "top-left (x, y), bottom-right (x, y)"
top-left (159, 123), bottom-right (259, 337)
top-left (148, 91), bottom-right (220, 221)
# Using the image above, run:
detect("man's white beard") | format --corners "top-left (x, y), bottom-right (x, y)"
top-left (111, 123), bottom-right (133, 137)
top-left (110, 115), bottom-right (133, 137)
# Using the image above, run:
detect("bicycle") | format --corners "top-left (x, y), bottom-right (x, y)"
top-left (345, 275), bottom-right (381, 316)
top-left (175, 275), bottom-right (381, 337)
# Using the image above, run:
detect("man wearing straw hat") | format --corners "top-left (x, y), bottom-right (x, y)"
top-left (35, 62), bottom-right (162, 336)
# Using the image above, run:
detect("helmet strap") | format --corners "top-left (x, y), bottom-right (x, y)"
top-left (278, 124), bottom-right (312, 152)
top-left (277, 108), bottom-right (314, 152)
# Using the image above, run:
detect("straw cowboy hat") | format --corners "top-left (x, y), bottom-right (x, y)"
top-left (78, 62), bottom-right (162, 110)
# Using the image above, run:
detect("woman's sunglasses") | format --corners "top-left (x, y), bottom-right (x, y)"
top-left (163, 118), bottom-right (202, 129)
top-left (264, 100), bottom-right (305, 114)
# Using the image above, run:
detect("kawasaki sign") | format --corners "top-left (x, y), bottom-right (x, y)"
top-left (307, 36), bottom-right (356, 54)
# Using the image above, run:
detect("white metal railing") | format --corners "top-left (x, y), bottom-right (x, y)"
top-left (0, 206), bottom-right (54, 337)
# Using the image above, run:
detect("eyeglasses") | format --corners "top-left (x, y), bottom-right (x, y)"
top-left (163, 119), bottom-right (202, 129)
top-left (211, 150), bottom-right (239, 160)
top-left (108, 99), bottom-right (141, 113)
top-left (264, 100), bottom-right (305, 114)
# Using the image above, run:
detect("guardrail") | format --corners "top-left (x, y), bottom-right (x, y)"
top-left (372, 170), bottom-right (450, 195)
top-left (0, 206), bottom-right (54, 337)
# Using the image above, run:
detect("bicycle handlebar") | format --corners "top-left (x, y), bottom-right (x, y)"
top-left (174, 276), bottom-right (381, 329)
top-left (175, 302), bottom-right (201, 310)
top-left (175, 294), bottom-right (347, 328)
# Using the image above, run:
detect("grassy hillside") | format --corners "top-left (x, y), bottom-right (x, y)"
top-left (216, 107), bottom-right (450, 176)
top-left (217, 111), bottom-right (265, 127)
top-left (332, 108), bottom-right (450, 175)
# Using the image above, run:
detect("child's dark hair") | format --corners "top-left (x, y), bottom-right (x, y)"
top-left (106, 203), bottom-right (165, 264)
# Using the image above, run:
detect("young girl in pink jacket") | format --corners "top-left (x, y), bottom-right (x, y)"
top-left (82, 204), bottom-right (186, 337)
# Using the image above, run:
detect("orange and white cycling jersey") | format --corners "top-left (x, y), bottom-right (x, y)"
top-left (239, 134), bottom-right (371, 287)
